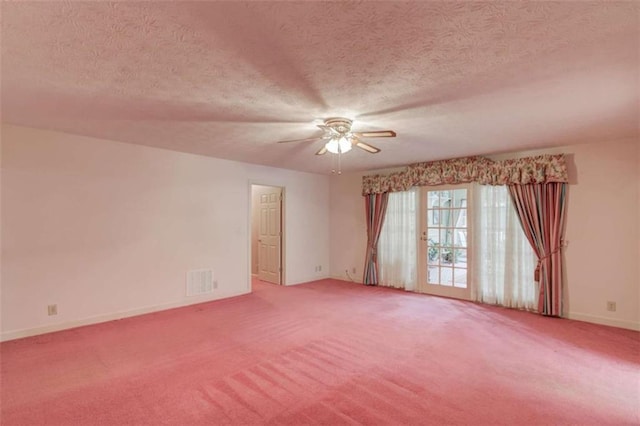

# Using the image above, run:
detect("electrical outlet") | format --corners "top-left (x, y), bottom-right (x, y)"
top-left (318, 265), bottom-right (322, 272)
top-left (47, 304), bottom-right (57, 316)
top-left (606, 301), bottom-right (616, 312)
top-left (352, 267), bottom-right (356, 274)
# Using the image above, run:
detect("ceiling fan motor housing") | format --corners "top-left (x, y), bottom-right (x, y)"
top-left (324, 118), bottom-right (353, 135)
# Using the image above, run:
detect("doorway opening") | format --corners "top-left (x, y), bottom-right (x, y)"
top-left (250, 184), bottom-right (284, 288)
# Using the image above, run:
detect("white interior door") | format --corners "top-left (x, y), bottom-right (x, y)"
top-left (258, 187), bottom-right (282, 284)
top-left (418, 185), bottom-right (471, 300)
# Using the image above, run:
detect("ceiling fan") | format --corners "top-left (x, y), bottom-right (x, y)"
top-left (277, 118), bottom-right (396, 155)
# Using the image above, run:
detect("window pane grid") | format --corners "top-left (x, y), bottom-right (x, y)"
top-left (426, 188), bottom-right (468, 289)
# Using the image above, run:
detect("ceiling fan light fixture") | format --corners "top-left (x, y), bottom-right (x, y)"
top-left (325, 136), bottom-right (352, 154)
top-left (325, 138), bottom-right (340, 154)
top-left (338, 136), bottom-right (352, 153)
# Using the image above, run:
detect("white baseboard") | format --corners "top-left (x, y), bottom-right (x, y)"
top-left (566, 311), bottom-right (640, 331)
top-left (330, 274), bottom-right (362, 284)
top-left (285, 275), bottom-right (332, 286)
top-left (0, 290), bottom-right (250, 342)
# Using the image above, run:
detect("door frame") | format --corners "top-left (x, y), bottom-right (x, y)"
top-left (248, 181), bottom-right (285, 290)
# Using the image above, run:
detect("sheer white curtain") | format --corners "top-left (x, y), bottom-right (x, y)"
top-left (378, 189), bottom-right (417, 291)
top-left (473, 184), bottom-right (537, 310)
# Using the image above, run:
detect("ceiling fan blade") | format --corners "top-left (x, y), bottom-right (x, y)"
top-left (277, 137), bottom-right (321, 144)
top-left (355, 140), bottom-right (381, 154)
top-left (353, 130), bottom-right (397, 138)
top-left (315, 145), bottom-right (328, 155)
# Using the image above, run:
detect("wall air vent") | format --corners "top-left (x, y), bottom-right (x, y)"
top-left (186, 269), bottom-right (214, 296)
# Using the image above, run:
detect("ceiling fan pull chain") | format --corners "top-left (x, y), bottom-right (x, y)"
top-left (331, 151), bottom-right (336, 174)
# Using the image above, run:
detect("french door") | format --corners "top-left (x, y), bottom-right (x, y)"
top-left (418, 185), bottom-right (471, 300)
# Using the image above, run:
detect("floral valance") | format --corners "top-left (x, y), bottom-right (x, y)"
top-left (362, 154), bottom-right (569, 195)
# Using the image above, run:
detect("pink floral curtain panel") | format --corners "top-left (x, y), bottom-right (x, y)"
top-left (508, 183), bottom-right (567, 316)
top-left (362, 154), bottom-right (569, 195)
top-left (363, 193), bottom-right (389, 286)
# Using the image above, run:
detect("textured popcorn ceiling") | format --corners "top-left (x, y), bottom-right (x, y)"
top-left (2, 1), bottom-right (638, 174)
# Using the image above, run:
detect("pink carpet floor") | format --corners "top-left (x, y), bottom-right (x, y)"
top-left (1, 278), bottom-right (639, 425)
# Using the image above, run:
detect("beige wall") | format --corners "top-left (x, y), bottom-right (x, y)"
top-left (1, 125), bottom-right (330, 340)
top-left (567, 138), bottom-right (638, 329)
top-left (330, 138), bottom-right (640, 330)
top-left (330, 172), bottom-right (367, 283)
